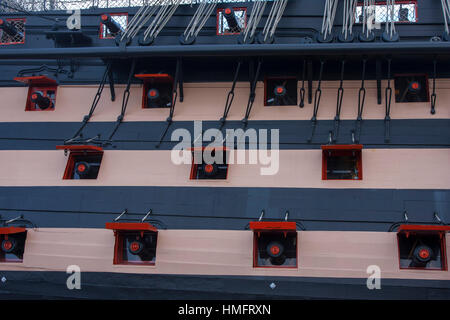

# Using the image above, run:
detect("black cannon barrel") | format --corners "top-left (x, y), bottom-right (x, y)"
top-left (100, 14), bottom-right (122, 35)
top-left (223, 8), bottom-right (240, 32)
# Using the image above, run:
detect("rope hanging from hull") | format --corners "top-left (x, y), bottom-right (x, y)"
top-left (242, 59), bottom-right (263, 126)
top-left (384, 58), bottom-right (392, 142)
top-left (307, 60), bottom-right (325, 143)
top-left (317, 0), bottom-right (338, 42)
top-left (299, 60), bottom-right (306, 108)
top-left (65, 61), bottom-right (112, 144)
top-left (107, 59), bottom-right (136, 142)
top-left (382, 0), bottom-right (399, 42)
top-left (182, 0), bottom-right (218, 44)
top-left (431, 59), bottom-right (437, 114)
top-left (219, 60), bottom-right (242, 129)
top-left (332, 60), bottom-right (345, 143)
top-left (339, 0), bottom-right (357, 42)
top-left (353, 58), bottom-right (367, 144)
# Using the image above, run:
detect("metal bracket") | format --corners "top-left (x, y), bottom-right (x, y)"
top-left (114, 209), bottom-right (128, 221)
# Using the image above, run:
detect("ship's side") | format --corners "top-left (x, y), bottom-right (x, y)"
top-left (0, 0), bottom-right (448, 299)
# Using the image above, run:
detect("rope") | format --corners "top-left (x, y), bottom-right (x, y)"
top-left (261, 0), bottom-right (288, 42)
top-left (143, 0), bottom-right (182, 41)
top-left (183, 0), bottom-right (218, 42)
top-left (442, 0), bottom-right (450, 35)
top-left (384, 0), bottom-right (397, 39)
top-left (362, 0), bottom-right (375, 38)
top-left (354, 58), bottom-right (367, 144)
top-left (321, 0), bottom-right (338, 40)
top-left (384, 58), bottom-right (392, 142)
top-left (220, 60), bottom-right (242, 129)
top-left (121, 4), bottom-right (160, 41)
top-left (242, 59), bottom-right (263, 125)
top-left (107, 59), bottom-right (136, 142)
top-left (341, 0), bottom-right (357, 40)
top-left (431, 59), bottom-right (437, 114)
top-left (243, 0), bottom-right (267, 42)
top-left (308, 60), bottom-right (325, 143)
top-left (299, 60), bottom-right (306, 108)
top-left (333, 60), bottom-right (345, 143)
top-left (66, 61), bottom-right (112, 142)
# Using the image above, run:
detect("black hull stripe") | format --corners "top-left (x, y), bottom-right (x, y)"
top-left (0, 187), bottom-right (448, 231)
top-left (0, 119), bottom-right (448, 150)
top-left (0, 271), bottom-right (449, 300)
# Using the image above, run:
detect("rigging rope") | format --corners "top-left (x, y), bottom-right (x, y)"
top-left (340, 0), bottom-right (357, 41)
top-left (107, 59), bottom-right (136, 142)
top-left (354, 58), bottom-right (367, 144)
top-left (242, 0), bottom-right (267, 43)
top-left (382, 0), bottom-right (398, 41)
top-left (384, 58), bottom-right (392, 142)
top-left (332, 60), bottom-right (345, 143)
top-left (442, 0), bottom-right (450, 39)
top-left (219, 60), bottom-right (242, 129)
top-left (260, 0), bottom-right (288, 42)
top-left (144, 1), bottom-right (182, 41)
top-left (121, 4), bottom-right (159, 41)
top-left (308, 60), bottom-right (325, 143)
top-left (431, 59), bottom-right (437, 114)
top-left (66, 61), bottom-right (112, 143)
top-left (361, 0), bottom-right (375, 40)
top-left (319, 0), bottom-right (338, 41)
top-left (183, 0), bottom-right (218, 42)
top-left (299, 60), bottom-right (306, 108)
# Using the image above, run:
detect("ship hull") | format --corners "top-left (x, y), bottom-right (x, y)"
top-left (0, 271), bottom-right (449, 300)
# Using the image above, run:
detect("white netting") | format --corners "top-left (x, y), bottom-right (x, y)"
top-left (1, 0), bottom-right (272, 12)
top-left (355, 1), bottom-right (417, 24)
top-left (0, 18), bottom-right (25, 44)
top-left (217, 7), bottom-right (246, 35)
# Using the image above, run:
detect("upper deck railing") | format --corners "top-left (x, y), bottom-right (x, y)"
top-left (0, 0), bottom-right (260, 13)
